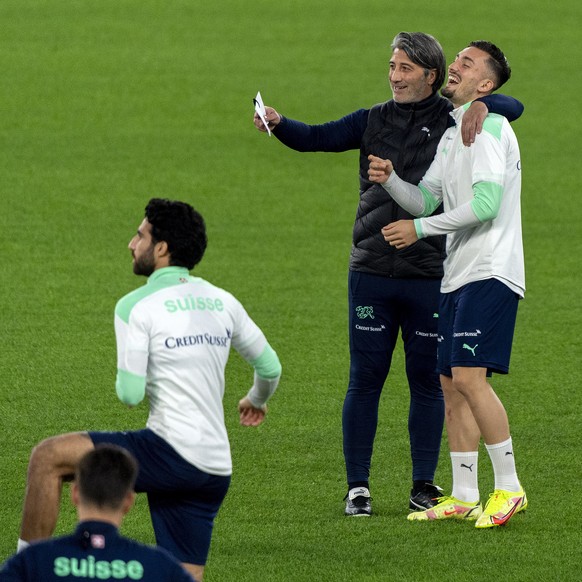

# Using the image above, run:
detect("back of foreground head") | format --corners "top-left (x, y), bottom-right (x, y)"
top-left (391, 31), bottom-right (446, 93)
top-left (145, 198), bottom-right (207, 270)
top-left (76, 445), bottom-right (138, 511)
top-left (469, 40), bottom-right (512, 90)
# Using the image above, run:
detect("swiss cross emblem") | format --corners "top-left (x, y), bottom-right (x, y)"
top-left (90, 535), bottom-right (106, 549)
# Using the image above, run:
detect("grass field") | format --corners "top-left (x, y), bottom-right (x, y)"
top-left (1, 0), bottom-right (581, 580)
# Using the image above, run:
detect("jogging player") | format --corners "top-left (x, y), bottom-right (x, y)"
top-left (16, 198), bottom-right (282, 579)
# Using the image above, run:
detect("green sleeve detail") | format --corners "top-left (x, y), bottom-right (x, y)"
top-left (116, 369), bottom-right (146, 406)
top-left (471, 182), bottom-right (503, 222)
top-left (413, 219), bottom-right (425, 239)
top-left (249, 344), bottom-right (282, 379)
top-left (481, 114), bottom-right (504, 140)
top-left (418, 184), bottom-right (441, 216)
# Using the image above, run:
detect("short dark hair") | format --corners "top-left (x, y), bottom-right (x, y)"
top-left (391, 32), bottom-right (446, 93)
top-left (76, 445), bottom-right (138, 511)
top-left (145, 198), bottom-right (207, 270)
top-left (469, 40), bottom-right (511, 90)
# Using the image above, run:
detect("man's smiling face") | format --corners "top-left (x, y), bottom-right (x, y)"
top-left (441, 46), bottom-right (495, 107)
top-left (389, 48), bottom-right (436, 104)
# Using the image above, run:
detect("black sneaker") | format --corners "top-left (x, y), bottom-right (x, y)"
top-left (409, 483), bottom-right (444, 511)
top-left (345, 487), bottom-right (372, 516)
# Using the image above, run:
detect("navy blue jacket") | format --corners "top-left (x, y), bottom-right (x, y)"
top-left (274, 93), bottom-right (523, 278)
top-left (0, 521), bottom-right (195, 581)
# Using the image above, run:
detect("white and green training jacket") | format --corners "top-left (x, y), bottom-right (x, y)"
top-left (383, 104), bottom-right (525, 297)
top-left (114, 266), bottom-right (281, 476)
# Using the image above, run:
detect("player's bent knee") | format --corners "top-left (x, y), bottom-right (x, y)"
top-left (29, 437), bottom-right (61, 469)
top-left (28, 432), bottom-right (93, 477)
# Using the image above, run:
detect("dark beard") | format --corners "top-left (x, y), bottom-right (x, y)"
top-left (441, 86), bottom-right (453, 99)
top-left (133, 248), bottom-right (156, 276)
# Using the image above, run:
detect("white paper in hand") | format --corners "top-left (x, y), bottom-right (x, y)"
top-left (253, 91), bottom-right (271, 136)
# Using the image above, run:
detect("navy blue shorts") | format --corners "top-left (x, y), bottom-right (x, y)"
top-left (89, 429), bottom-right (230, 566)
top-left (437, 279), bottom-right (519, 377)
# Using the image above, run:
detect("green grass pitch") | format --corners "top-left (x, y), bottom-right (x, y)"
top-left (0, 0), bottom-right (580, 580)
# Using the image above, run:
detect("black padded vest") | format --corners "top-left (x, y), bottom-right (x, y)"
top-left (349, 93), bottom-right (452, 278)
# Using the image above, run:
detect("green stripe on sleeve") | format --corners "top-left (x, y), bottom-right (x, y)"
top-left (471, 182), bottom-right (503, 222)
top-left (419, 184), bottom-right (441, 216)
top-left (249, 344), bottom-right (282, 379)
top-left (116, 369), bottom-right (146, 406)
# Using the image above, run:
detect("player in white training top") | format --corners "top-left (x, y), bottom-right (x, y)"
top-left (368, 41), bottom-right (527, 529)
top-left (17, 198), bottom-right (282, 581)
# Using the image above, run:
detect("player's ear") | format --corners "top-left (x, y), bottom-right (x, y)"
top-left (479, 78), bottom-right (495, 94)
top-left (427, 68), bottom-right (437, 88)
top-left (122, 491), bottom-right (136, 515)
top-left (71, 482), bottom-right (80, 507)
top-left (155, 240), bottom-right (169, 258)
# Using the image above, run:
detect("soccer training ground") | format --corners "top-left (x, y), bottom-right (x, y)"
top-left (1, 1), bottom-right (579, 580)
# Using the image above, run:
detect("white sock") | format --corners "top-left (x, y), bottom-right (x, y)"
top-left (450, 451), bottom-right (480, 502)
top-left (485, 437), bottom-right (521, 492)
top-left (17, 538), bottom-right (30, 553)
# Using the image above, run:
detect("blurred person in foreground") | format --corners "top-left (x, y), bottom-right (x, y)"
top-left (369, 40), bottom-right (527, 528)
top-left (15, 198), bottom-right (282, 579)
top-left (253, 31), bottom-right (523, 516)
top-left (2, 445), bottom-right (196, 581)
